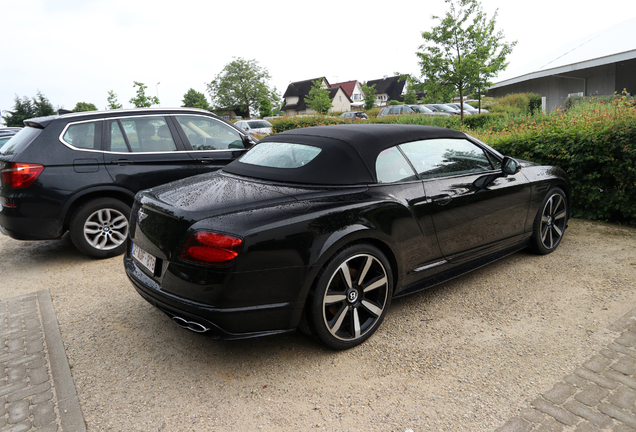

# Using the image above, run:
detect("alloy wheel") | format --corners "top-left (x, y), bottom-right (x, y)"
top-left (322, 253), bottom-right (389, 342)
top-left (539, 193), bottom-right (567, 250)
top-left (83, 208), bottom-right (129, 251)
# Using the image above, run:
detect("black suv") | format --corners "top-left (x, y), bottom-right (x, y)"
top-left (0, 108), bottom-right (256, 258)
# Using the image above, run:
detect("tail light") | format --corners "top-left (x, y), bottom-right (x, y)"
top-left (179, 231), bottom-right (243, 265)
top-left (1, 163), bottom-right (45, 189)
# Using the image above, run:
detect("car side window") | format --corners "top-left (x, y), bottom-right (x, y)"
top-left (399, 138), bottom-right (494, 179)
top-left (375, 146), bottom-right (418, 184)
top-left (62, 122), bottom-right (97, 150)
top-left (175, 116), bottom-right (244, 151)
top-left (107, 117), bottom-right (177, 153)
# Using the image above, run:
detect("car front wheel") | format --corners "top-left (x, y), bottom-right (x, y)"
top-left (305, 244), bottom-right (393, 350)
top-left (70, 198), bottom-right (130, 258)
top-left (530, 188), bottom-right (568, 255)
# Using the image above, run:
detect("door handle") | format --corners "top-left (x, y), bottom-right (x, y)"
top-left (430, 194), bottom-right (452, 205)
top-left (111, 159), bottom-right (135, 166)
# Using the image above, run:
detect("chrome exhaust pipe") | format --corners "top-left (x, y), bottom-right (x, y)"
top-left (172, 316), bottom-right (210, 333)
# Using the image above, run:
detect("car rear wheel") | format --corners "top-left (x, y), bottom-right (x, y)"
top-left (530, 188), bottom-right (567, 255)
top-left (304, 244), bottom-right (392, 350)
top-left (70, 198), bottom-right (130, 258)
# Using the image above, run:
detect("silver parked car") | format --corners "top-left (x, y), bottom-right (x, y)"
top-left (234, 119), bottom-right (273, 136)
top-left (447, 102), bottom-right (488, 114)
top-left (408, 105), bottom-right (452, 117)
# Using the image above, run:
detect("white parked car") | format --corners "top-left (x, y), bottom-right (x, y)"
top-left (235, 120), bottom-right (273, 136)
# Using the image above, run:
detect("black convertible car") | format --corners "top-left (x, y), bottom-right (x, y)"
top-left (124, 124), bottom-right (570, 349)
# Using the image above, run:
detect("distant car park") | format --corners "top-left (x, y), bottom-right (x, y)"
top-left (378, 105), bottom-right (416, 117)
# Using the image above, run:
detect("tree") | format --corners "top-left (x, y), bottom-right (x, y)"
top-left (32, 91), bottom-right (56, 117)
top-left (416, 0), bottom-right (516, 121)
top-left (304, 80), bottom-right (333, 115)
top-left (129, 81), bottom-right (159, 108)
top-left (181, 89), bottom-right (210, 110)
top-left (107, 90), bottom-right (123, 110)
top-left (2, 96), bottom-right (34, 127)
top-left (73, 102), bottom-right (98, 112)
top-left (2, 91), bottom-right (55, 127)
top-left (361, 83), bottom-right (377, 110)
top-left (207, 58), bottom-right (279, 118)
top-left (258, 97), bottom-right (273, 118)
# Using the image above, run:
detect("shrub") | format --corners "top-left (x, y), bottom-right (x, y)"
top-left (488, 92), bottom-right (542, 116)
top-left (366, 107), bottom-right (382, 118)
top-left (479, 97), bottom-right (636, 224)
top-left (462, 113), bottom-right (503, 130)
top-left (269, 115), bottom-right (347, 133)
top-left (565, 93), bottom-right (635, 111)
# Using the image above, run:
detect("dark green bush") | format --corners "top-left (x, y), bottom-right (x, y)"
top-left (270, 115), bottom-right (347, 133)
top-left (482, 99), bottom-right (636, 224)
top-left (462, 113), bottom-right (503, 129)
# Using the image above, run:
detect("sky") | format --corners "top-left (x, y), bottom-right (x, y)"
top-left (1, 0), bottom-right (635, 120)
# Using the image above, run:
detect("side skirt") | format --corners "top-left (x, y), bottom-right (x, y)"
top-left (394, 241), bottom-right (528, 298)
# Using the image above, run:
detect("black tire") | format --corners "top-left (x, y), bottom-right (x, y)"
top-left (70, 198), bottom-right (130, 258)
top-left (304, 244), bottom-right (393, 350)
top-left (530, 188), bottom-right (568, 255)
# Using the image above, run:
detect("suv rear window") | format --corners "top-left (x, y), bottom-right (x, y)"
top-left (62, 122), bottom-right (97, 150)
top-left (0, 127), bottom-right (42, 156)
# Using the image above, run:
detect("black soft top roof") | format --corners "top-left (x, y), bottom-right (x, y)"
top-left (223, 124), bottom-right (468, 185)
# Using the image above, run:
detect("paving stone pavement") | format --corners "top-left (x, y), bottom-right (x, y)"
top-left (3, 289), bottom-right (636, 432)
top-left (0, 291), bottom-right (85, 432)
top-left (497, 308), bottom-right (636, 432)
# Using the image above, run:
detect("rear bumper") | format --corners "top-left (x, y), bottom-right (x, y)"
top-left (0, 209), bottom-right (64, 240)
top-left (124, 256), bottom-right (304, 340)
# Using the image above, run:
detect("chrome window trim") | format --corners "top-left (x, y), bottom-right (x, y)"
top-left (58, 113), bottom-right (247, 154)
top-left (58, 118), bottom-right (104, 153)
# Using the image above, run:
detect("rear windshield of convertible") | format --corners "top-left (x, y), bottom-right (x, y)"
top-left (238, 142), bottom-right (322, 168)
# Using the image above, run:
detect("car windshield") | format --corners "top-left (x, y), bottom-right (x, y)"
top-left (434, 105), bottom-right (456, 112)
top-left (238, 142), bottom-right (321, 168)
top-left (247, 121), bottom-right (272, 128)
top-left (411, 106), bottom-right (433, 113)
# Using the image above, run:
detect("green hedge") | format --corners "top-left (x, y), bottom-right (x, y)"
top-left (477, 99), bottom-right (636, 224)
top-left (270, 115), bottom-right (347, 133)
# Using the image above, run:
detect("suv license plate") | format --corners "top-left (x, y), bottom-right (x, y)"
top-left (132, 243), bottom-right (156, 274)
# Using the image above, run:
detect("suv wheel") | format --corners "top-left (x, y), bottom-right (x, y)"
top-left (70, 198), bottom-right (130, 258)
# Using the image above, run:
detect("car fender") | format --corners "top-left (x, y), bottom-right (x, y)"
top-left (296, 222), bottom-right (401, 303)
top-left (60, 185), bottom-right (136, 224)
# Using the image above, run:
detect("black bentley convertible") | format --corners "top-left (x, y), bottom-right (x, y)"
top-left (124, 124), bottom-right (570, 349)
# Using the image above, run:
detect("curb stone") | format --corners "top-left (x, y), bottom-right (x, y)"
top-left (0, 291), bottom-right (85, 431)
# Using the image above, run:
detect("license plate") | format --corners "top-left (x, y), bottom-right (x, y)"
top-left (131, 243), bottom-right (156, 274)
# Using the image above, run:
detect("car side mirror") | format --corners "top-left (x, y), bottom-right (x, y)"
top-left (473, 157), bottom-right (521, 190)
top-left (242, 134), bottom-right (257, 149)
top-left (502, 156), bottom-right (521, 175)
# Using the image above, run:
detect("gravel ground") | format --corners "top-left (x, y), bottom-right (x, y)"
top-left (1, 218), bottom-right (635, 431)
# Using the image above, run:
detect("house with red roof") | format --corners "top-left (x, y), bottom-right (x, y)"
top-left (330, 80), bottom-right (365, 109)
top-left (281, 77), bottom-right (352, 115)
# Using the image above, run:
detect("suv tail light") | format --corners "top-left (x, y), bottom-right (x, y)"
top-left (179, 231), bottom-right (243, 265)
top-left (1, 163), bottom-right (45, 189)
